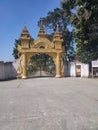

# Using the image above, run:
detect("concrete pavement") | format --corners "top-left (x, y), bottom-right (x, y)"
top-left (0, 77), bottom-right (98, 130)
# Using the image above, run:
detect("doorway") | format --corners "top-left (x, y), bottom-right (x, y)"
top-left (27, 53), bottom-right (56, 77)
top-left (76, 65), bottom-right (81, 77)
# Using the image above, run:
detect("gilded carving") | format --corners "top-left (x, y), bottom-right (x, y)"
top-left (33, 38), bottom-right (54, 49)
top-left (17, 55), bottom-right (23, 78)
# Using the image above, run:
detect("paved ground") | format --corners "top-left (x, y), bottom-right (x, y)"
top-left (0, 77), bottom-right (98, 130)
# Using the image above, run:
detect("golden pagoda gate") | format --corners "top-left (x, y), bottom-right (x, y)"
top-left (17, 24), bottom-right (65, 78)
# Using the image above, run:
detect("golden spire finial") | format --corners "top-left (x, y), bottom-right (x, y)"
top-left (56, 24), bottom-right (59, 32)
top-left (24, 22), bottom-right (27, 28)
top-left (38, 18), bottom-right (46, 38)
top-left (40, 18), bottom-right (44, 28)
top-left (20, 24), bottom-right (30, 39)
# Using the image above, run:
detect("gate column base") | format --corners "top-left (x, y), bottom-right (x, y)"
top-left (22, 76), bottom-right (27, 79)
top-left (55, 75), bottom-right (61, 78)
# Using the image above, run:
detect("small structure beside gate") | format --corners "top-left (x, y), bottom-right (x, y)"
top-left (65, 62), bottom-right (89, 78)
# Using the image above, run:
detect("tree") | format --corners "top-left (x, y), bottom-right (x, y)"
top-left (62, 0), bottom-right (98, 63)
top-left (38, 8), bottom-right (76, 61)
top-left (12, 39), bottom-right (21, 59)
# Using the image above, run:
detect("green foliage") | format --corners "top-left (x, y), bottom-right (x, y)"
top-left (12, 39), bottom-right (21, 59)
top-left (38, 8), bottom-right (76, 61)
top-left (62, 0), bottom-right (98, 63)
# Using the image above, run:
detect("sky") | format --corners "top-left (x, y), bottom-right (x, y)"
top-left (0, 0), bottom-right (61, 62)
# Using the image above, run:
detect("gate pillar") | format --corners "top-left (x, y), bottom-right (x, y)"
top-left (22, 53), bottom-right (27, 79)
top-left (56, 53), bottom-right (61, 77)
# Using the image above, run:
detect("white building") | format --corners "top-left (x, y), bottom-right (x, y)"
top-left (65, 62), bottom-right (89, 78)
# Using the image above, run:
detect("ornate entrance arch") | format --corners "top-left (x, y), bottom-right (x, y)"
top-left (17, 24), bottom-right (64, 78)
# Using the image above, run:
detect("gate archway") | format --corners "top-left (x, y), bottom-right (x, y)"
top-left (17, 24), bottom-right (65, 79)
top-left (27, 53), bottom-right (56, 77)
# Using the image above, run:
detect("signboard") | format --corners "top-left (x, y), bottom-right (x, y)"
top-left (92, 60), bottom-right (98, 67)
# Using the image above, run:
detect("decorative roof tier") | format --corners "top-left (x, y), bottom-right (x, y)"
top-left (20, 26), bottom-right (30, 39)
top-left (38, 20), bottom-right (46, 38)
top-left (53, 24), bottom-right (63, 42)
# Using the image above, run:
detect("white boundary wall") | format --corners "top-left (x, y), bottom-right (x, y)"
top-left (0, 60), bottom-right (89, 80)
top-left (0, 60), bottom-right (19, 80)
